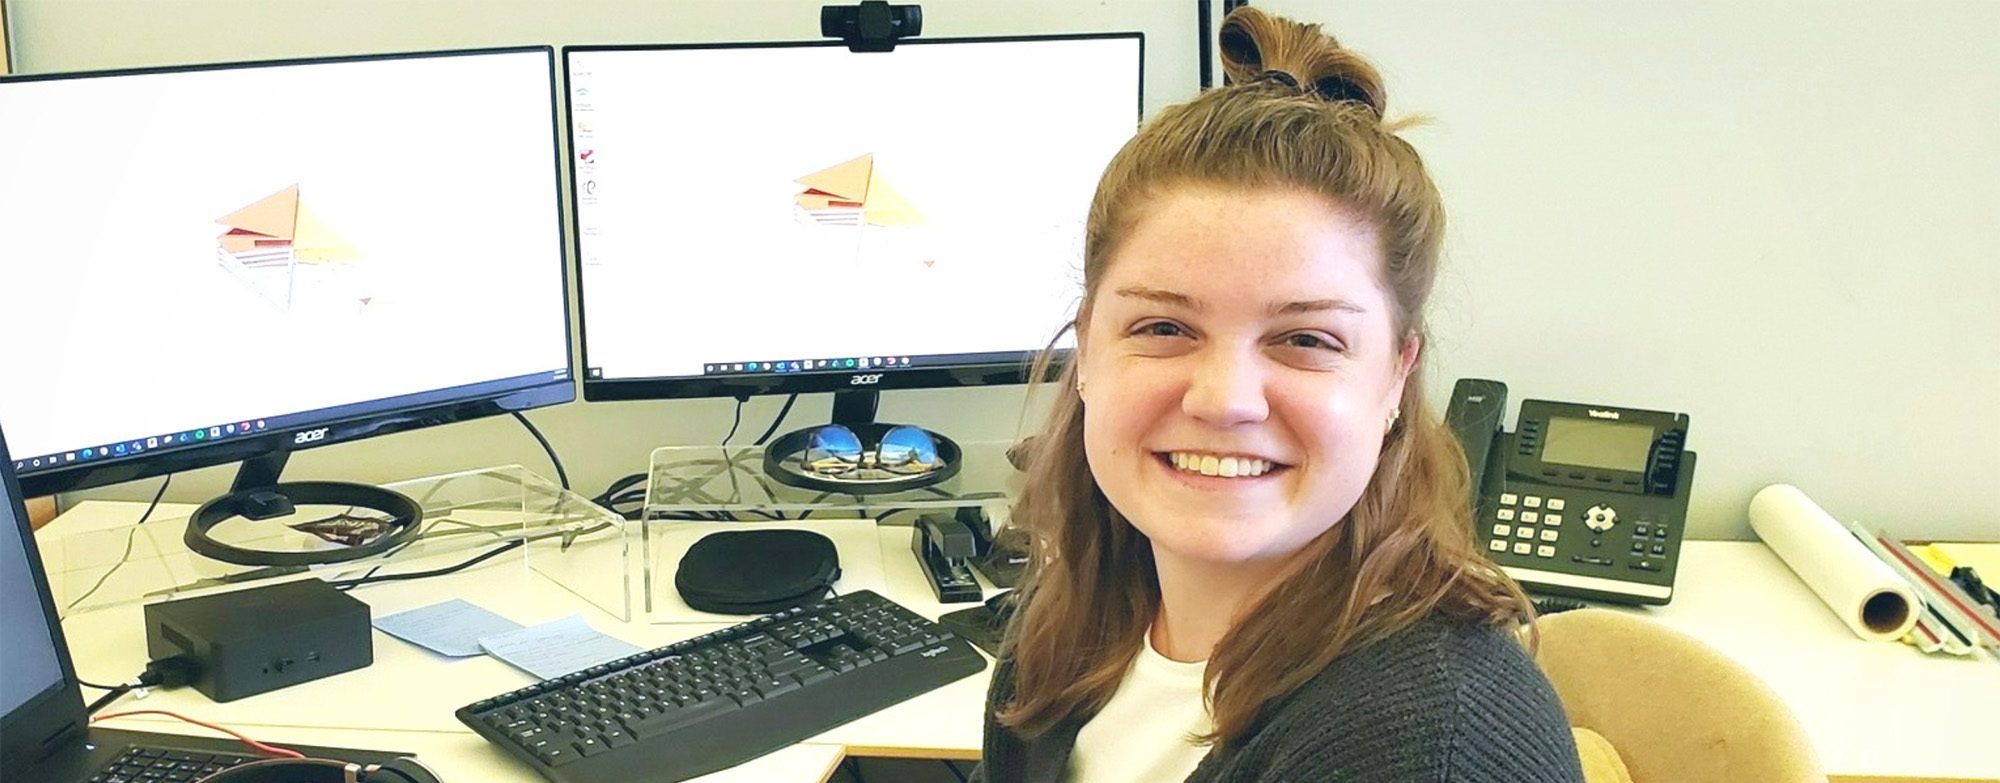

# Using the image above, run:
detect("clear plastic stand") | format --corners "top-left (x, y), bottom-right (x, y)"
top-left (640, 439), bottom-right (1015, 623)
top-left (45, 465), bottom-right (633, 621)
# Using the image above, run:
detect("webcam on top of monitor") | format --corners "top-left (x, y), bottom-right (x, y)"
top-left (822, 1), bottom-right (922, 52)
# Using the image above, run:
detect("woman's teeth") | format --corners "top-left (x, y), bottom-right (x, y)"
top-left (1167, 452), bottom-right (1274, 478)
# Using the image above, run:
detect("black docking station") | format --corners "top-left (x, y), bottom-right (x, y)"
top-left (144, 578), bottom-right (372, 702)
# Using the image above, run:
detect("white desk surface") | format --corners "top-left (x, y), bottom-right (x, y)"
top-left (45, 501), bottom-right (2000, 783)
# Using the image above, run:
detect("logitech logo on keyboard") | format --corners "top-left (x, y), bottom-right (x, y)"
top-left (920, 646), bottom-right (947, 658)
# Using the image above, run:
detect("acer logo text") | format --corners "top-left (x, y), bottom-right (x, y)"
top-left (294, 428), bottom-right (330, 445)
top-left (850, 374), bottom-right (883, 385)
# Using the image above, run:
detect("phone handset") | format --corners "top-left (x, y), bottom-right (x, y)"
top-left (1444, 378), bottom-right (1510, 509)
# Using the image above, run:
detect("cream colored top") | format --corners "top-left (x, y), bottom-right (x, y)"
top-left (1067, 631), bottom-right (1216, 783)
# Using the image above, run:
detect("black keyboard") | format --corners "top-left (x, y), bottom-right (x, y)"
top-left (457, 589), bottom-right (989, 783)
top-left (89, 746), bottom-right (258, 782)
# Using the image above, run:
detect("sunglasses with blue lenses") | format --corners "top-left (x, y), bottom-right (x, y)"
top-left (803, 424), bottom-right (943, 477)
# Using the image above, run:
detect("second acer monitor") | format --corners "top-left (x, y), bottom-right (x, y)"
top-left (0, 48), bottom-right (574, 506)
top-left (566, 34), bottom-right (1143, 408)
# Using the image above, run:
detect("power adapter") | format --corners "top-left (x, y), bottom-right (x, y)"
top-left (143, 578), bottom-right (372, 702)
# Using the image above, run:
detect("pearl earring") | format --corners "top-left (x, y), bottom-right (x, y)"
top-left (1074, 377), bottom-right (1086, 395)
top-left (1387, 407), bottom-right (1402, 429)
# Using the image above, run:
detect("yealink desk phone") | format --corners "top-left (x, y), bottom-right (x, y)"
top-left (1445, 379), bottom-right (1696, 605)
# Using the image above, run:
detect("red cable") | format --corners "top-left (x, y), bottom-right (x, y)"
top-left (91, 710), bottom-right (306, 759)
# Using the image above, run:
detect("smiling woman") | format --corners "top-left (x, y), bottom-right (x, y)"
top-left (971, 7), bottom-right (1582, 783)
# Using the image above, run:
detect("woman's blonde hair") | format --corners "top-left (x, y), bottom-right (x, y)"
top-left (997, 8), bottom-right (1534, 751)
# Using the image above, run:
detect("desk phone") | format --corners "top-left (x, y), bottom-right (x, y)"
top-left (1445, 379), bottom-right (1696, 605)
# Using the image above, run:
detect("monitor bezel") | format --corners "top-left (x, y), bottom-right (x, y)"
top-left (1, 45), bottom-right (577, 497)
top-left (562, 32), bottom-right (1143, 402)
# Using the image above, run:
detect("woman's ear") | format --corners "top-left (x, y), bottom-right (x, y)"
top-left (1397, 333), bottom-right (1422, 380)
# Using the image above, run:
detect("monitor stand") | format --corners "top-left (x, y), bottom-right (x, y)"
top-left (182, 448), bottom-right (424, 568)
top-left (758, 389), bottom-right (962, 495)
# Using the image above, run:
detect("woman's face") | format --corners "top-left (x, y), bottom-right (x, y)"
top-left (1078, 186), bottom-right (1416, 570)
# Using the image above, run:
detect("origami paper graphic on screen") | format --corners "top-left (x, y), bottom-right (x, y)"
top-left (793, 154), bottom-right (925, 227)
top-left (214, 184), bottom-right (369, 311)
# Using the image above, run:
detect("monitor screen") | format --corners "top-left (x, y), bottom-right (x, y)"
top-left (567, 35), bottom-right (1142, 400)
top-left (0, 48), bottom-right (574, 494)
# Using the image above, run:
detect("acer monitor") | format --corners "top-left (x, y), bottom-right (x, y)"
top-left (564, 34), bottom-right (1143, 442)
top-left (0, 47), bottom-right (574, 502)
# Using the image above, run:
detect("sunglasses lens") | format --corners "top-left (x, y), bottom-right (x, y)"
top-left (805, 425), bottom-right (864, 474)
top-left (877, 426), bottom-right (940, 473)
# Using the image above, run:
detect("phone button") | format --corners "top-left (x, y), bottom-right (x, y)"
top-left (1488, 539), bottom-right (1507, 553)
top-left (1523, 496), bottom-right (1542, 508)
top-left (1497, 509), bottom-right (1517, 521)
top-left (1536, 545), bottom-right (1556, 558)
top-left (1540, 529), bottom-right (1559, 542)
top-left (1521, 511), bottom-right (1540, 524)
top-left (1512, 542), bottom-right (1533, 555)
top-left (1515, 527), bottom-right (1535, 539)
top-left (1492, 524), bottom-right (1511, 537)
top-left (1546, 498), bottom-right (1566, 511)
top-left (1630, 560), bottom-right (1661, 572)
top-left (1500, 493), bottom-right (1520, 506)
top-left (1543, 514), bottom-right (1563, 527)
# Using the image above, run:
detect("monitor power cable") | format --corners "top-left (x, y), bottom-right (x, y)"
top-left (510, 411), bottom-right (570, 491)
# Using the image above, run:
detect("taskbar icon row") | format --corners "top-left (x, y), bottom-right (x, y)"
top-left (13, 419), bottom-right (270, 472)
top-left (704, 356), bottom-right (913, 375)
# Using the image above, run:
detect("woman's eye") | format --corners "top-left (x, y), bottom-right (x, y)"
top-left (1135, 321), bottom-right (1186, 338)
top-left (1283, 332), bottom-right (1343, 351)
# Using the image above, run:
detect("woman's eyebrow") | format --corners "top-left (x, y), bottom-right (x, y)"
top-left (1269, 298), bottom-right (1366, 316)
top-left (1114, 285), bottom-right (1201, 311)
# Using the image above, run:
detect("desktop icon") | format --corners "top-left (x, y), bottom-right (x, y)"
top-left (256, 420), bottom-right (266, 429)
top-left (209, 427), bottom-right (221, 438)
top-left (31, 458), bottom-right (41, 467)
top-left (194, 430), bottom-right (206, 440)
top-left (114, 444), bottom-right (128, 456)
top-left (146, 438), bottom-right (158, 448)
top-left (65, 453), bottom-right (76, 462)
top-left (82, 448), bottom-right (94, 459)
top-left (226, 424), bottom-right (237, 434)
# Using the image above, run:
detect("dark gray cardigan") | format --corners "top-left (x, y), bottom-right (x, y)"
top-left (970, 615), bottom-right (1584, 782)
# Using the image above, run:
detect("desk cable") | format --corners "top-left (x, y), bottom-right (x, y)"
top-left (63, 474), bottom-right (174, 611)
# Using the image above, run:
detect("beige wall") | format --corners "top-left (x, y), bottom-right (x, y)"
top-left (9, 1), bottom-right (1998, 541)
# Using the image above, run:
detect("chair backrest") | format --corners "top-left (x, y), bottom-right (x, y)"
top-left (1535, 609), bottom-right (1827, 783)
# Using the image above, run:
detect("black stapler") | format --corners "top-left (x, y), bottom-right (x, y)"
top-left (912, 513), bottom-right (982, 603)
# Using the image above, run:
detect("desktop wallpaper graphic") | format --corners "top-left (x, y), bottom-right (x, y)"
top-left (791, 153), bottom-right (939, 274)
top-left (214, 184), bottom-right (372, 311)
top-left (793, 153), bottom-right (925, 228)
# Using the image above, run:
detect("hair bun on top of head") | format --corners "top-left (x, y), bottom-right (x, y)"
top-left (1218, 7), bottom-right (1386, 115)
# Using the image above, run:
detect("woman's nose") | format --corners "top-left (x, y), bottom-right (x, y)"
top-left (1181, 346), bottom-right (1269, 426)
